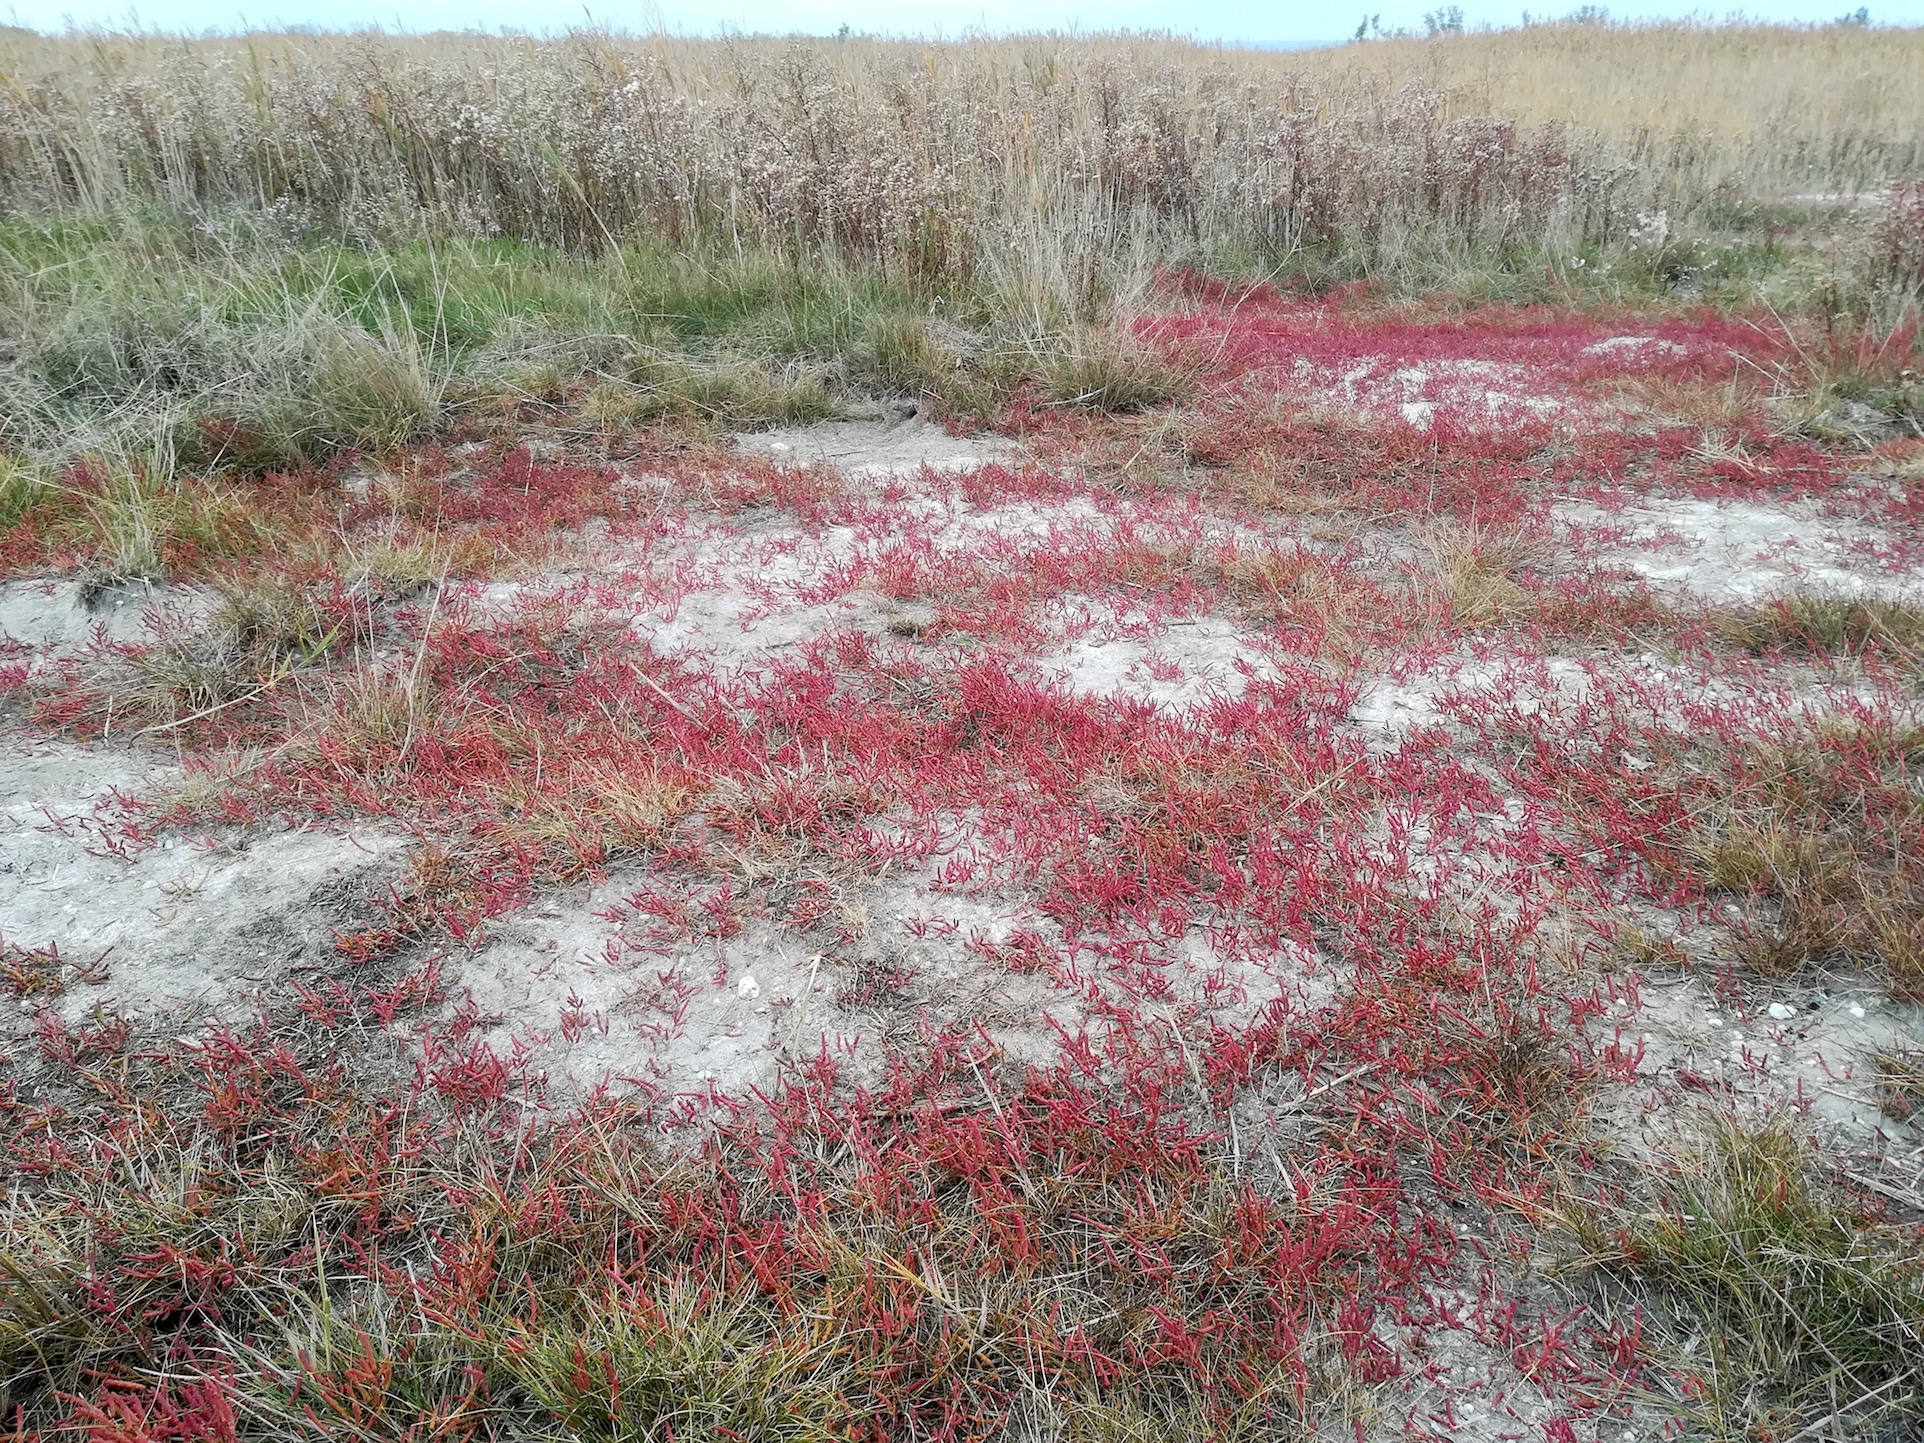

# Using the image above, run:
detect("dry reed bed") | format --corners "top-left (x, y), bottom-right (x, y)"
top-left (2, 23), bottom-right (1922, 279)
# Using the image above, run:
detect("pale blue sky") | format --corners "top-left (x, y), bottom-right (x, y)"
top-left (7, 0), bottom-right (1921, 44)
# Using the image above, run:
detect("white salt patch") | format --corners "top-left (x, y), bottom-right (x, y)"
top-left (1559, 497), bottom-right (1916, 601)
top-left (1041, 614), bottom-right (1274, 710)
top-left (1343, 648), bottom-right (1838, 743)
top-left (638, 589), bottom-right (872, 671)
top-left (733, 417), bottom-right (1018, 478)
top-left (0, 735), bottom-right (404, 1023)
top-left (456, 910), bottom-right (856, 1103)
top-left (1582, 335), bottom-right (1686, 358)
top-left (925, 496), bottom-right (1110, 551)
top-left (0, 579), bottom-right (217, 653)
top-left (1297, 356), bottom-right (1569, 430)
top-left (1350, 655), bottom-right (1599, 736)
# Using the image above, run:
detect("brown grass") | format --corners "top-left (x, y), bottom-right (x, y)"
top-left (1684, 730), bottom-right (1924, 998)
top-left (1875, 1048), bottom-right (1924, 1122)
top-left (1418, 526), bottom-right (1539, 628)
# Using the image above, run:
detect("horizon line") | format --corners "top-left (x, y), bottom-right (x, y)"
top-left (3, 10), bottom-right (1917, 41)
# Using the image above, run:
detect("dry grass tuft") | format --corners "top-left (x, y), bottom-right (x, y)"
top-left (1606, 920), bottom-right (1690, 972)
top-left (68, 459), bottom-right (261, 580)
top-left (1682, 730), bottom-right (1924, 997)
top-left (857, 312), bottom-right (972, 400)
top-left (1040, 330), bottom-right (1194, 415)
top-left (77, 574), bottom-right (343, 733)
top-left (0, 453), bottom-right (49, 527)
top-left (1875, 1048), bottom-right (1924, 1123)
top-left (290, 664), bottom-right (435, 774)
top-left (491, 763), bottom-right (693, 875)
top-left (1418, 526), bottom-right (1538, 628)
top-left (1213, 548), bottom-right (1386, 662)
top-left (584, 357), bottom-right (839, 433)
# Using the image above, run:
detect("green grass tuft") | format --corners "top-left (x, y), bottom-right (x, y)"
top-left (1572, 1115), bottom-right (1924, 1441)
top-left (1041, 330), bottom-right (1193, 414)
top-left (1713, 591), bottom-right (1924, 658)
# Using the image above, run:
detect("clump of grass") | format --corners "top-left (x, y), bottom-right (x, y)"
top-left (1569, 1114), bottom-right (1924, 1441)
top-left (1418, 526), bottom-right (1538, 628)
top-left (1712, 591), bottom-right (1924, 659)
top-left (1211, 547), bottom-right (1387, 662)
top-left (0, 453), bottom-right (50, 527)
top-left (3, 229), bottom-right (458, 479)
top-left (295, 663), bottom-right (436, 775)
top-left (1606, 919), bottom-right (1689, 972)
top-left (582, 356), bottom-right (838, 432)
top-left (490, 763), bottom-right (693, 877)
top-left (1219, 549), bottom-right (1354, 620)
top-left (214, 573), bottom-right (346, 663)
top-left (3, 223), bottom-right (887, 485)
top-left (1875, 1048), bottom-right (1924, 1122)
top-left (90, 574), bottom-right (344, 733)
top-left (113, 629), bottom-right (263, 724)
top-left (66, 452), bottom-right (264, 580)
top-left (77, 470), bottom-right (170, 579)
top-left (195, 308), bottom-right (443, 470)
top-left (855, 311), bottom-right (968, 398)
top-left (1700, 825), bottom-right (1865, 975)
top-left (1861, 183), bottom-right (1924, 295)
top-left (1437, 1005), bottom-right (1591, 1160)
top-left (350, 535), bottom-right (466, 596)
top-left (1873, 438), bottom-right (1924, 482)
top-left (1040, 329), bottom-right (1193, 414)
top-left (1682, 729), bottom-right (1924, 997)
top-left (300, 312), bottom-right (442, 451)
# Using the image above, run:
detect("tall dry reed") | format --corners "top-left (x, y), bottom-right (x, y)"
top-left (9, 22), bottom-right (1915, 281)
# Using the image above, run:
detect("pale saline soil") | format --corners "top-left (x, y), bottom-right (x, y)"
top-left (4, 391), bottom-right (1922, 1440)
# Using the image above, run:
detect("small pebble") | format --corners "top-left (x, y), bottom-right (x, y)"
top-left (1849, 1004), bottom-right (1866, 1019)
top-left (736, 973), bottom-right (762, 1000)
top-left (1767, 1002), bottom-right (1796, 1021)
